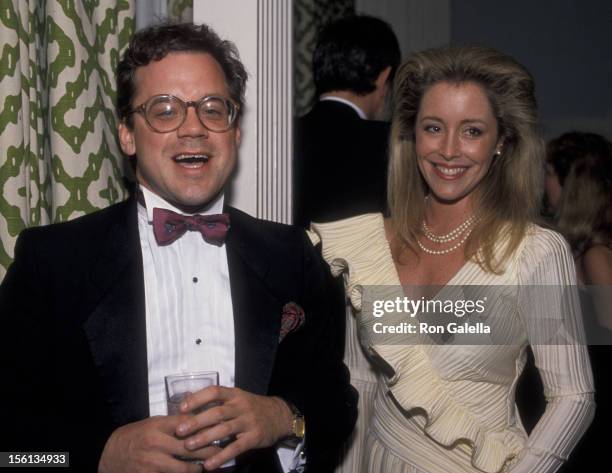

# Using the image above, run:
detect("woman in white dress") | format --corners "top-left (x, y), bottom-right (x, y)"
top-left (310, 46), bottom-right (594, 473)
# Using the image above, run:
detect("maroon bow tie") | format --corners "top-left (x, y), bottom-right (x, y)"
top-left (152, 208), bottom-right (230, 246)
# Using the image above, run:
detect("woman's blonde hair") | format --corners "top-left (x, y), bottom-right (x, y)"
top-left (549, 132), bottom-right (612, 256)
top-left (388, 46), bottom-right (544, 273)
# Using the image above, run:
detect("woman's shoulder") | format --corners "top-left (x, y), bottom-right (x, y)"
top-left (518, 223), bottom-right (573, 260)
top-left (513, 223), bottom-right (576, 284)
top-left (583, 243), bottom-right (612, 260)
top-left (307, 213), bottom-right (384, 250)
top-left (580, 244), bottom-right (612, 285)
top-left (306, 213), bottom-right (395, 289)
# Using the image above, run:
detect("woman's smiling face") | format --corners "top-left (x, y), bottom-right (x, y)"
top-left (415, 80), bottom-right (503, 206)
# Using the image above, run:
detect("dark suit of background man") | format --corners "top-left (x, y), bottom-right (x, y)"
top-left (293, 15), bottom-right (401, 228)
top-left (0, 23), bottom-right (357, 473)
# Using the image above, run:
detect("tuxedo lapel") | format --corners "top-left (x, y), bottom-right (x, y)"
top-left (82, 198), bottom-right (149, 426)
top-left (225, 208), bottom-right (281, 396)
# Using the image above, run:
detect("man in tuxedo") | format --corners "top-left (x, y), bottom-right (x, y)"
top-left (293, 15), bottom-right (401, 227)
top-left (0, 23), bottom-right (356, 473)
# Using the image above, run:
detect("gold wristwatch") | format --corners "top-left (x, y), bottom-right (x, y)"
top-left (287, 401), bottom-right (306, 439)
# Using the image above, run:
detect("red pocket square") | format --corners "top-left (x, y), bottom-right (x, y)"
top-left (279, 302), bottom-right (305, 342)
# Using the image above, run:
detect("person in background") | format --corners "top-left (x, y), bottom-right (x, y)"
top-left (293, 14), bottom-right (400, 228)
top-left (543, 131), bottom-right (612, 472)
top-left (0, 22), bottom-right (357, 473)
top-left (545, 131), bottom-right (612, 295)
top-left (310, 46), bottom-right (594, 472)
top-left (293, 14), bottom-right (400, 472)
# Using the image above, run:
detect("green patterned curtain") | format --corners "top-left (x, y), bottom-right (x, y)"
top-left (0, 0), bottom-right (134, 279)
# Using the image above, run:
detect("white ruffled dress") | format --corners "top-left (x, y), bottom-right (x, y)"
top-left (309, 214), bottom-right (594, 473)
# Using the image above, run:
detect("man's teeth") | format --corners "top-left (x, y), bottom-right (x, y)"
top-left (435, 164), bottom-right (466, 176)
top-left (174, 154), bottom-right (209, 164)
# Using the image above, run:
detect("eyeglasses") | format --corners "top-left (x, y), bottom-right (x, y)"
top-left (128, 94), bottom-right (239, 133)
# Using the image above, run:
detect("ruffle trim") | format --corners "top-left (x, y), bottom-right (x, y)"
top-left (310, 214), bottom-right (396, 312)
top-left (372, 344), bottom-right (527, 473)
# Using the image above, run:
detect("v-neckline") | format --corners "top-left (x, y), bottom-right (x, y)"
top-left (377, 214), bottom-right (473, 288)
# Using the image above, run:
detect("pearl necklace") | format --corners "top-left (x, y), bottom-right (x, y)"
top-left (417, 227), bottom-right (474, 255)
top-left (418, 213), bottom-right (479, 255)
top-left (422, 214), bottom-right (478, 243)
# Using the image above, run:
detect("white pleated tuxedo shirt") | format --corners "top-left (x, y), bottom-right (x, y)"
top-left (138, 187), bottom-right (302, 471)
top-left (138, 186), bottom-right (235, 416)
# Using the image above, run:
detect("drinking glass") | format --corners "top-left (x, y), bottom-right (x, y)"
top-left (165, 370), bottom-right (235, 467)
top-left (165, 371), bottom-right (219, 415)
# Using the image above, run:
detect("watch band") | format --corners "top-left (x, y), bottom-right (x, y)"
top-left (285, 400), bottom-right (306, 439)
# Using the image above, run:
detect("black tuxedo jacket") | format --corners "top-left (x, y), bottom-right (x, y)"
top-left (293, 100), bottom-right (390, 227)
top-left (0, 197), bottom-right (357, 472)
